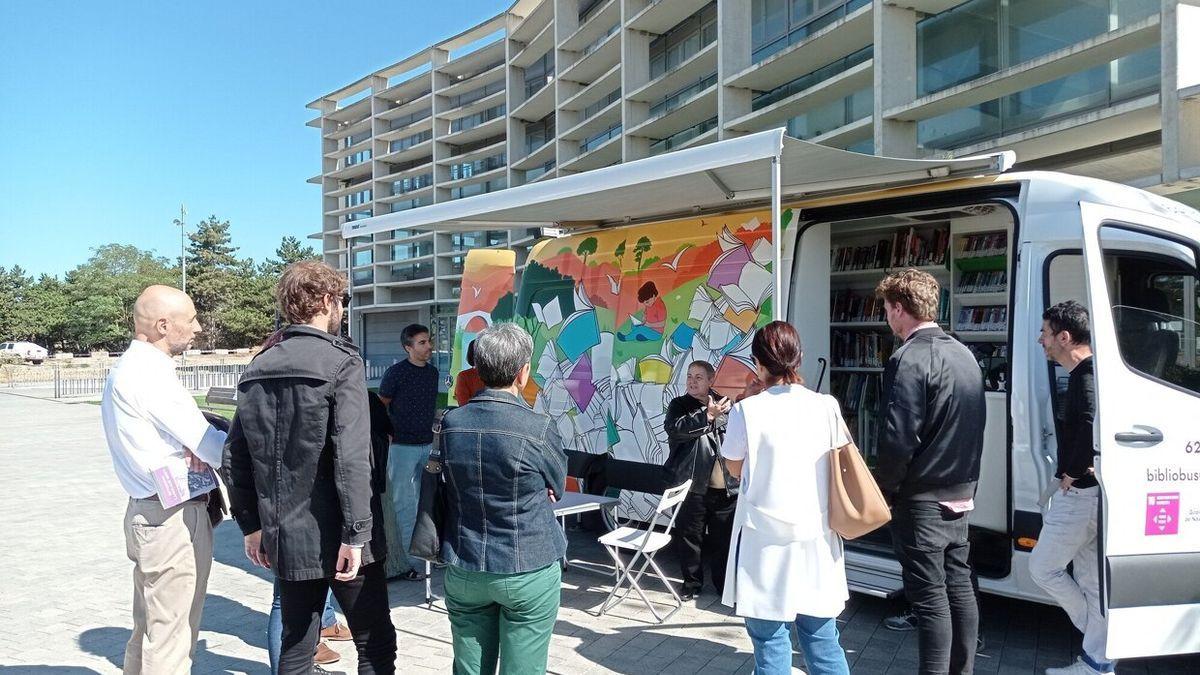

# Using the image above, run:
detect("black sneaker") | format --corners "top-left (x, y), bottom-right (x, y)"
top-left (680, 586), bottom-right (701, 601)
top-left (401, 569), bottom-right (424, 581)
top-left (883, 608), bottom-right (918, 631)
top-left (314, 667), bottom-right (345, 674)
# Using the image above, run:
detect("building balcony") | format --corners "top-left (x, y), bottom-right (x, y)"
top-left (326, 96), bottom-right (372, 126)
top-left (560, 63), bottom-right (620, 111)
top-left (438, 62), bottom-right (504, 99)
top-left (511, 137), bottom-right (555, 171)
top-left (325, 200), bottom-right (374, 218)
top-left (510, 78), bottom-right (555, 122)
top-left (809, 116), bottom-right (872, 150)
top-left (326, 177), bottom-right (375, 199)
top-left (725, 59), bottom-right (873, 133)
top-left (560, 98), bottom-right (620, 142)
top-left (628, 41), bottom-right (716, 104)
top-left (324, 136), bottom-right (373, 162)
top-left (436, 40), bottom-right (505, 81)
top-left (559, 0), bottom-right (619, 52)
top-left (725, 0), bottom-right (872, 92)
top-left (375, 71), bottom-right (433, 107)
top-left (326, 160), bottom-right (373, 182)
top-left (509, 0), bottom-right (553, 45)
top-left (441, 137), bottom-right (507, 165)
top-left (528, 166), bottom-right (558, 183)
top-left (377, 116), bottom-right (434, 144)
top-left (325, 116), bottom-right (372, 141)
top-left (441, 89), bottom-right (506, 124)
top-left (649, 117), bottom-right (718, 156)
top-left (559, 28), bottom-right (619, 85)
top-left (376, 138), bottom-right (433, 165)
top-left (884, 15), bottom-right (1160, 124)
top-left (512, 23), bottom-right (554, 69)
top-left (627, 0), bottom-right (712, 35)
top-left (627, 79), bottom-right (717, 140)
top-left (438, 113), bottom-right (505, 146)
top-left (377, 185), bottom-right (434, 205)
top-left (562, 128), bottom-right (621, 172)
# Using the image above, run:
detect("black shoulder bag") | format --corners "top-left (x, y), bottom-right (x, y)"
top-left (409, 410), bottom-right (447, 563)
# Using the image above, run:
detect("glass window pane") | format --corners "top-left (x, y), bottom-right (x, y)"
top-left (917, 0), bottom-right (999, 96)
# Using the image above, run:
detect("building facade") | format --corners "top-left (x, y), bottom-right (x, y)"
top-left (308, 0), bottom-right (1200, 371)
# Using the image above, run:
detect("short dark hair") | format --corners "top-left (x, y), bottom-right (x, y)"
top-left (688, 360), bottom-right (715, 378)
top-left (751, 321), bottom-right (803, 385)
top-left (401, 323), bottom-right (429, 348)
top-left (637, 281), bottom-right (659, 303)
top-left (1043, 301), bottom-right (1090, 345)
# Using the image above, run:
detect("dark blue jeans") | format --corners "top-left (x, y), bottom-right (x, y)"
top-left (890, 500), bottom-right (979, 675)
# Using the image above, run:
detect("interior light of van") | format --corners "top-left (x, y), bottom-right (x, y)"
top-left (1016, 537), bottom-right (1038, 550)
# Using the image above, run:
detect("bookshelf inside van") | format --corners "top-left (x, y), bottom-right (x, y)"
top-left (825, 206), bottom-right (1013, 468)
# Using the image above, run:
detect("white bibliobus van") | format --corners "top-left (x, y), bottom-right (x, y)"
top-left (343, 129), bottom-right (1200, 659)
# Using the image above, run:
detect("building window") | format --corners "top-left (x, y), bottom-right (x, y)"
top-left (446, 79), bottom-right (505, 110)
top-left (392, 173), bottom-right (432, 195)
top-left (580, 123), bottom-right (621, 154)
top-left (387, 108), bottom-right (431, 130)
top-left (391, 197), bottom-right (430, 213)
top-left (391, 260), bottom-right (435, 281)
top-left (450, 178), bottom-right (507, 200)
top-left (346, 210), bottom-right (372, 222)
top-left (524, 51), bottom-right (555, 100)
top-left (753, 47), bottom-right (871, 111)
top-left (649, 117), bottom-right (718, 156)
top-left (450, 104), bottom-right (506, 133)
top-left (525, 161), bottom-right (556, 181)
top-left (450, 231), bottom-right (507, 250)
top-left (345, 189), bottom-right (372, 208)
top-left (751, 0), bottom-right (869, 64)
top-left (648, 72), bottom-right (717, 119)
top-left (582, 88), bottom-right (621, 121)
top-left (524, 114), bottom-right (556, 155)
top-left (389, 130), bottom-right (432, 153)
top-left (449, 153), bottom-right (506, 181)
top-left (916, 0), bottom-right (1160, 151)
top-left (649, 2), bottom-right (717, 79)
top-left (392, 240), bottom-right (434, 260)
top-left (344, 149), bottom-right (372, 167)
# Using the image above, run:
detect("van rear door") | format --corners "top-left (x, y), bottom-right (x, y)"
top-left (449, 248), bottom-right (517, 406)
top-left (1079, 201), bottom-right (1200, 659)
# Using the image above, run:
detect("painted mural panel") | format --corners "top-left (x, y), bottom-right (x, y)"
top-left (512, 209), bottom-right (788, 520)
top-left (449, 249), bottom-right (516, 407)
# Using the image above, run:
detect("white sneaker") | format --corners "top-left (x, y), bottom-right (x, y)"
top-left (1045, 657), bottom-right (1106, 675)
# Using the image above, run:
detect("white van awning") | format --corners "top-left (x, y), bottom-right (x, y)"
top-left (341, 128), bottom-right (1014, 239)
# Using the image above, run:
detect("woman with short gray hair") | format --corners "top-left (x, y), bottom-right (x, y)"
top-left (438, 322), bottom-right (567, 675)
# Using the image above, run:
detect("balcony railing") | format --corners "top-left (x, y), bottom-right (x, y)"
top-left (649, 116), bottom-right (717, 155)
top-left (648, 72), bottom-right (716, 119)
top-left (580, 123), bottom-right (621, 154)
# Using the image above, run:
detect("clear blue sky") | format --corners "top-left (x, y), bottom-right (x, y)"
top-left (0, 0), bottom-right (509, 278)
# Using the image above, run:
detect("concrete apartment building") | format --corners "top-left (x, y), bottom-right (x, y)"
top-left (308, 0), bottom-right (1200, 371)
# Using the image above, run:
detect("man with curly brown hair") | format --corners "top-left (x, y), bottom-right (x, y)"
top-left (224, 260), bottom-right (396, 674)
top-left (876, 268), bottom-right (985, 675)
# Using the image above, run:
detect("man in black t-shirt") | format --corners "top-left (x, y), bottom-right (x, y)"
top-left (1031, 301), bottom-right (1112, 675)
top-left (379, 323), bottom-right (439, 580)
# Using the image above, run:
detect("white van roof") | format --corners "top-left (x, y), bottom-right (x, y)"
top-left (341, 128), bottom-right (1014, 239)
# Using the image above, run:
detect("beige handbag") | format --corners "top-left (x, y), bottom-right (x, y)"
top-left (826, 398), bottom-right (891, 539)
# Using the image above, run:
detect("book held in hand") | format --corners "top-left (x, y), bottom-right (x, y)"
top-left (151, 455), bottom-right (218, 508)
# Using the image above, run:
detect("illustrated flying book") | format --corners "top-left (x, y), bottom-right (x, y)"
top-left (151, 455), bottom-right (217, 508)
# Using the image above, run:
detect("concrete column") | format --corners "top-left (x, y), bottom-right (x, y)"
top-left (429, 47), bottom-right (451, 201)
top-left (717, 0), bottom-right (752, 140)
top-left (1161, 0), bottom-right (1200, 186)
top-left (622, 0), bottom-right (653, 161)
top-left (872, 1), bottom-right (919, 158)
top-left (505, 12), bottom-right (521, 187)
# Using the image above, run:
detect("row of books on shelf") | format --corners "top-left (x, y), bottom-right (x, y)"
top-left (831, 330), bottom-right (895, 368)
top-left (957, 270), bottom-right (1007, 294)
top-left (957, 305), bottom-right (1008, 332)
top-left (957, 231), bottom-right (1007, 258)
top-left (831, 288), bottom-right (952, 323)
top-left (831, 227), bottom-right (950, 272)
top-left (831, 372), bottom-right (882, 460)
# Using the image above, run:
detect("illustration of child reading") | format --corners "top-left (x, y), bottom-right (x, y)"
top-left (619, 281), bottom-right (666, 342)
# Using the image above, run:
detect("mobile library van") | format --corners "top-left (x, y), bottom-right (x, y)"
top-left (343, 129), bottom-right (1200, 659)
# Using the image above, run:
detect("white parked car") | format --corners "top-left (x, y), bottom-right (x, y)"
top-left (0, 341), bottom-right (48, 364)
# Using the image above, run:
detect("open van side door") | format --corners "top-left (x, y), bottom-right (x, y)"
top-left (1079, 201), bottom-right (1200, 659)
top-left (449, 248), bottom-right (517, 406)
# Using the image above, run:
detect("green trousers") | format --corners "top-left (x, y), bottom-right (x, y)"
top-left (444, 562), bottom-right (561, 675)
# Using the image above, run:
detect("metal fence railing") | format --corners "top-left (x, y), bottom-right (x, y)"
top-left (52, 364), bottom-right (250, 399)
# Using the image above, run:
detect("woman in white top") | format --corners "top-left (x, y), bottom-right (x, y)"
top-left (720, 321), bottom-right (851, 675)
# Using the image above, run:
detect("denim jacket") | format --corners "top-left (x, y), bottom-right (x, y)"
top-left (439, 389), bottom-right (567, 574)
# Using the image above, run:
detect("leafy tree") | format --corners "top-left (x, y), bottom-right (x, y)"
top-left (576, 237), bottom-right (598, 266)
top-left (633, 236), bottom-right (652, 270)
top-left (263, 235), bottom-right (319, 276)
top-left (186, 216), bottom-right (241, 349)
top-left (63, 244), bottom-right (178, 351)
top-left (219, 259), bottom-right (275, 347)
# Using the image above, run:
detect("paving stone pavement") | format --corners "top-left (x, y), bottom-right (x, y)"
top-left (1, 390), bottom-right (1197, 674)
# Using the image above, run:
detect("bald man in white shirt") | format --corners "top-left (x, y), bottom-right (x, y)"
top-left (100, 285), bottom-right (228, 674)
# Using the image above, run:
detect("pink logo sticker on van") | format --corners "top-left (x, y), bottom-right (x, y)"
top-left (1145, 493), bottom-right (1180, 536)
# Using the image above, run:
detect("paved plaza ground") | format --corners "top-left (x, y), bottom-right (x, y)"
top-left (1, 390), bottom-right (1197, 674)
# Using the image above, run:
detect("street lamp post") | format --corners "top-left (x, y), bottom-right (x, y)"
top-left (174, 203), bottom-right (187, 293)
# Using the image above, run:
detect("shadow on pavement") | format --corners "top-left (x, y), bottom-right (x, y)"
top-left (0, 668), bottom-right (101, 674)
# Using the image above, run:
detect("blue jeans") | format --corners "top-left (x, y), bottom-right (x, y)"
top-left (389, 442), bottom-right (431, 572)
top-left (744, 615), bottom-right (849, 675)
top-left (268, 578), bottom-right (337, 675)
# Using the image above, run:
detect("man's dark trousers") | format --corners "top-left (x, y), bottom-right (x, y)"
top-left (890, 500), bottom-right (978, 675)
top-left (278, 563), bottom-right (396, 674)
top-left (675, 487), bottom-right (737, 594)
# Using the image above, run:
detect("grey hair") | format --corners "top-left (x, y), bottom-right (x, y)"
top-left (474, 322), bottom-right (533, 388)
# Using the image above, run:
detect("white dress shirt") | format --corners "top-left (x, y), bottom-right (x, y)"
top-left (101, 340), bottom-right (228, 499)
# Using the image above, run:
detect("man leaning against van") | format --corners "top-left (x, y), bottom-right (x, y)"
top-left (1031, 301), bottom-right (1113, 675)
top-left (876, 269), bottom-right (985, 675)
top-left (100, 285), bottom-right (228, 673)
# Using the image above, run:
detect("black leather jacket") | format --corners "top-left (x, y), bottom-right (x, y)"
top-left (877, 326), bottom-right (985, 502)
top-left (223, 325), bottom-right (376, 581)
top-left (663, 391), bottom-right (728, 495)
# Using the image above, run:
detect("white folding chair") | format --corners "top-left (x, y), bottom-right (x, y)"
top-left (596, 480), bottom-right (692, 623)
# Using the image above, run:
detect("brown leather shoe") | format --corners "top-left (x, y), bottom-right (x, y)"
top-left (320, 622), bottom-right (352, 641)
top-left (314, 641), bottom-right (340, 665)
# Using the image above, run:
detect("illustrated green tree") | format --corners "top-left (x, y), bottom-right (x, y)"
top-left (63, 244), bottom-right (178, 351)
top-left (633, 236), bottom-right (652, 270)
top-left (576, 237), bottom-right (598, 266)
top-left (186, 216), bottom-right (241, 349)
top-left (614, 239), bottom-right (626, 268)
